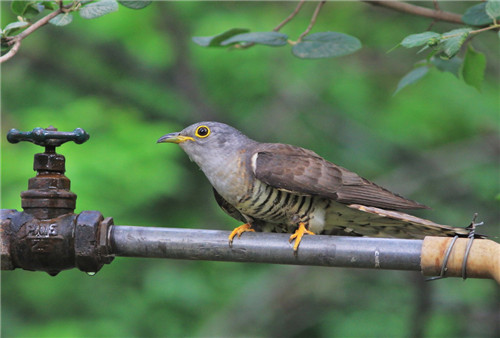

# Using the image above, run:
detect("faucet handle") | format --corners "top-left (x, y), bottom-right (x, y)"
top-left (7, 126), bottom-right (89, 150)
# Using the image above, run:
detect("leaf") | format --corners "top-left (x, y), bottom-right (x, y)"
top-left (486, 0), bottom-right (500, 19)
top-left (393, 66), bottom-right (429, 95)
top-left (401, 32), bottom-right (441, 48)
top-left (441, 28), bottom-right (471, 59)
top-left (462, 45), bottom-right (486, 91)
top-left (40, 1), bottom-right (57, 10)
top-left (292, 32), bottom-right (361, 59)
top-left (49, 13), bottom-right (73, 26)
top-left (220, 32), bottom-right (288, 47)
top-left (118, 1), bottom-right (152, 10)
top-left (80, 0), bottom-right (119, 19)
top-left (462, 3), bottom-right (495, 26)
top-left (24, 3), bottom-right (45, 19)
top-left (4, 21), bottom-right (29, 33)
top-left (430, 56), bottom-right (462, 78)
top-left (192, 28), bottom-right (250, 47)
top-left (11, 1), bottom-right (33, 16)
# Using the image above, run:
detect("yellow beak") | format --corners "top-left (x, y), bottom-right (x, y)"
top-left (157, 132), bottom-right (195, 144)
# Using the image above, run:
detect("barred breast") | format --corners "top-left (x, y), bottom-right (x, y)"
top-left (236, 179), bottom-right (329, 233)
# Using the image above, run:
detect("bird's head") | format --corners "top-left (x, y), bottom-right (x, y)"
top-left (157, 121), bottom-right (254, 168)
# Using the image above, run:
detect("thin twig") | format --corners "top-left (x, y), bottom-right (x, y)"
top-left (432, 0), bottom-right (440, 12)
top-left (0, 40), bottom-right (22, 63)
top-left (366, 0), bottom-right (463, 25)
top-left (426, 0), bottom-right (440, 30)
top-left (273, 0), bottom-right (306, 32)
top-left (470, 23), bottom-right (500, 34)
top-left (0, 8), bottom-right (63, 63)
top-left (298, 0), bottom-right (326, 42)
top-left (234, 1), bottom-right (306, 49)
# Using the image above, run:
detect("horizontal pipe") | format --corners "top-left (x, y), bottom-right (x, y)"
top-left (109, 226), bottom-right (423, 271)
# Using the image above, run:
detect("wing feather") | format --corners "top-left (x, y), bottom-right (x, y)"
top-left (251, 143), bottom-right (427, 210)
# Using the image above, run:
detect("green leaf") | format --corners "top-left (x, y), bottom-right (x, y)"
top-left (462, 45), bottom-right (486, 91)
top-left (80, 0), bottom-right (119, 19)
top-left (118, 1), bottom-right (152, 10)
top-left (11, 1), bottom-right (33, 16)
top-left (462, 3), bottom-right (495, 26)
top-left (40, 1), bottom-right (57, 10)
top-left (25, 3), bottom-right (45, 18)
top-left (192, 28), bottom-right (250, 47)
top-left (49, 13), bottom-right (73, 26)
top-left (292, 32), bottom-right (361, 59)
top-left (441, 28), bottom-right (471, 59)
top-left (430, 56), bottom-right (462, 78)
top-left (486, 0), bottom-right (500, 19)
top-left (220, 32), bottom-right (288, 47)
top-left (394, 66), bottom-right (429, 95)
top-left (4, 21), bottom-right (29, 33)
top-left (401, 32), bottom-right (441, 48)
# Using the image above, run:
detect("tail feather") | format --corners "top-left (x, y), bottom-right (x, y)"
top-left (324, 203), bottom-right (480, 239)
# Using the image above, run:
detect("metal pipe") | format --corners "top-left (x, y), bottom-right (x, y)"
top-left (110, 226), bottom-right (423, 271)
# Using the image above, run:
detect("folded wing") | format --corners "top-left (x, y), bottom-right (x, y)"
top-left (252, 143), bottom-right (427, 210)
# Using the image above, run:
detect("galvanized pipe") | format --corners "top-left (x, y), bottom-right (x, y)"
top-left (110, 226), bottom-right (423, 271)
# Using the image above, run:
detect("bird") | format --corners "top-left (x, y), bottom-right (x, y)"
top-left (157, 121), bottom-right (473, 253)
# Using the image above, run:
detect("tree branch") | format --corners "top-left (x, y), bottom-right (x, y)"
top-left (365, 0), bottom-right (463, 25)
top-left (273, 0), bottom-right (306, 32)
top-left (0, 8), bottom-right (62, 64)
top-left (298, 0), bottom-right (326, 42)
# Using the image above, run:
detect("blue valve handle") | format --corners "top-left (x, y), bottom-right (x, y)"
top-left (7, 127), bottom-right (89, 147)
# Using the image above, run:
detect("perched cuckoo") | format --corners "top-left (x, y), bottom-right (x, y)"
top-left (158, 121), bottom-right (471, 252)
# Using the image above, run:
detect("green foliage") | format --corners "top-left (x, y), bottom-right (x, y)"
top-left (393, 65), bottom-right (429, 95)
top-left (192, 28), bottom-right (250, 47)
top-left (118, 0), bottom-right (152, 10)
top-left (462, 45), bottom-right (486, 91)
top-left (1, 21), bottom-right (29, 36)
top-left (49, 13), bottom-right (73, 26)
top-left (11, 0), bottom-right (31, 15)
top-left (486, 0), bottom-right (500, 18)
top-left (396, 24), bottom-right (493, 93)
top-left (292, 32), bottom-right (361, 59)
top-left (462, 2), bottom-right (499, 26)
top-left (220, 31), bottom-right (288, 47)
top-left (2, 1), bottom-right (498, 94)
top-left (79, 0), bottom-right (119, 19)
top-left (441, 28), bottom-right (472, 59)
top-left (393, 0), bottom-right (499, 94)
top-left (399, 28), bottom-right (472, 59)
top-left (2, 0), bottom-right (152, 36)
top-left (401, 31), bottom-right (441, 48)
top-left (194, 29), bottom-right (361, 58)
top-left (430, 55), bottom-right (462, 78)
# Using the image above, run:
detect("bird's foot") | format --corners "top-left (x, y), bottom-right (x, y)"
top-left (289, 222), bottom-right (315, 253)
top-left (228, 223), bottom-right (255, 247)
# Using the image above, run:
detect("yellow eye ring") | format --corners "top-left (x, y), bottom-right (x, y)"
top-left (195, 125), bottom-right (210, 138)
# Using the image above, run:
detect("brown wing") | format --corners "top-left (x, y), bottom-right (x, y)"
top-left (251, 143), bottom-right (427, 210)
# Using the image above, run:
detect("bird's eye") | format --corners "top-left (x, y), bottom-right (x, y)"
top-left (195, 125), bottom-right (210, 138)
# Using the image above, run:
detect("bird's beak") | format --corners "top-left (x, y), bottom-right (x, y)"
top-left (157, 132), bottom-right (195, 144)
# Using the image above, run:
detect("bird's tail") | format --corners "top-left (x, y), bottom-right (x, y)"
top-left (323, 202), bottom-right (481, 239)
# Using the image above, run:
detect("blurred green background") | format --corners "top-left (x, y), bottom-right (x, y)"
top-left (1, 1), bottom-right (499, 337)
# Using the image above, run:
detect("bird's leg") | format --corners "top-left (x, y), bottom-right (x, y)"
top-left (289, 221), bottom-right (315, 253)
top-left (228, 223), bottom-right (255, 247)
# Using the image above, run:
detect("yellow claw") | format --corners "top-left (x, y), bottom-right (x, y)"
top-left (228, 223), bottom-right (255, 247)
top-left (289, 222), bottom-right (315, 253)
